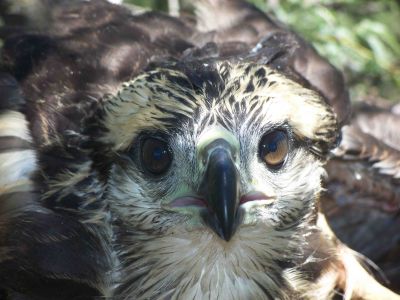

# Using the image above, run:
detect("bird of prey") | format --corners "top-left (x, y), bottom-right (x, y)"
top-left (0, 0), bottom-right (399, 299)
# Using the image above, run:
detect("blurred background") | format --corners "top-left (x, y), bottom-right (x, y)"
top-left (124, 0), bottom-right (400, 103)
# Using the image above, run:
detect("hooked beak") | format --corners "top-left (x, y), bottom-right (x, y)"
top-left (199, 139), bottom-right (240, 241)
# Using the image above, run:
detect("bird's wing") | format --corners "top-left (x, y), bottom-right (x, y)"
top-left (0, 70), bottom-right (112, 299)
top-left (323, 101), bottom-right (400, 292)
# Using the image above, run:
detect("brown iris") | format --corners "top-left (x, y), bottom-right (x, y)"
top-left (259, 130), bottom-right (288, 169)
top-left (141, 138), bottom-right (172, 175)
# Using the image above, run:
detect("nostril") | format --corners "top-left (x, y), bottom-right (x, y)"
top-left (239, 191), bottom-right (272, 205)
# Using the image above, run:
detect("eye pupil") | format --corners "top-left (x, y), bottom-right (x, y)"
top-left (259, 130), bottom-right (288, 169)
top-left (141, 138), bottom-right (172, 175)
top-left (152, 147), bottom-right (165, 160)
top-left (267, 142), bottom-right (277, 152)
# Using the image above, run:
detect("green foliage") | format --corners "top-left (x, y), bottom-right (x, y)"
top-left (125, 0), bottom-right (400, 101)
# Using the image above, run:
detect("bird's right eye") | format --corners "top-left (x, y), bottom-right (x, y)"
top-left (141, 137), bottom-right (172, 175)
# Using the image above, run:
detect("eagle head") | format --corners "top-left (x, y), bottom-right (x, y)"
top-left (94, 60), bottom-right (339, 298)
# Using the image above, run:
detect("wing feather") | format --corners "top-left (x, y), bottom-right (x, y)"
top-left (324, 102), bottom-right (400, 291)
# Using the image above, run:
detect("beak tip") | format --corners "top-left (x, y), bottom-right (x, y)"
top-left (221, 231), bottom-right (233, 241)
top-left (202, 212), bottom-right (237, 241)
top-left (220, 219), bottom-right (236, 241)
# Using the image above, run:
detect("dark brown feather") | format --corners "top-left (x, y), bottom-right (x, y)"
top-left (323, 100), bottom-right (400, 292)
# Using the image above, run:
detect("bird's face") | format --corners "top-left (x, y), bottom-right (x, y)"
top-left (99, 62), bottom-right (338, 296)
top-left (102, 62), bottom-right (337, 240)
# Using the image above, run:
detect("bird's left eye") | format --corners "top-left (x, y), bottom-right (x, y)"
top-left (141, 138), bottom-right (172, 175)
top-left (259, 130), bottom-right (289, 169)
